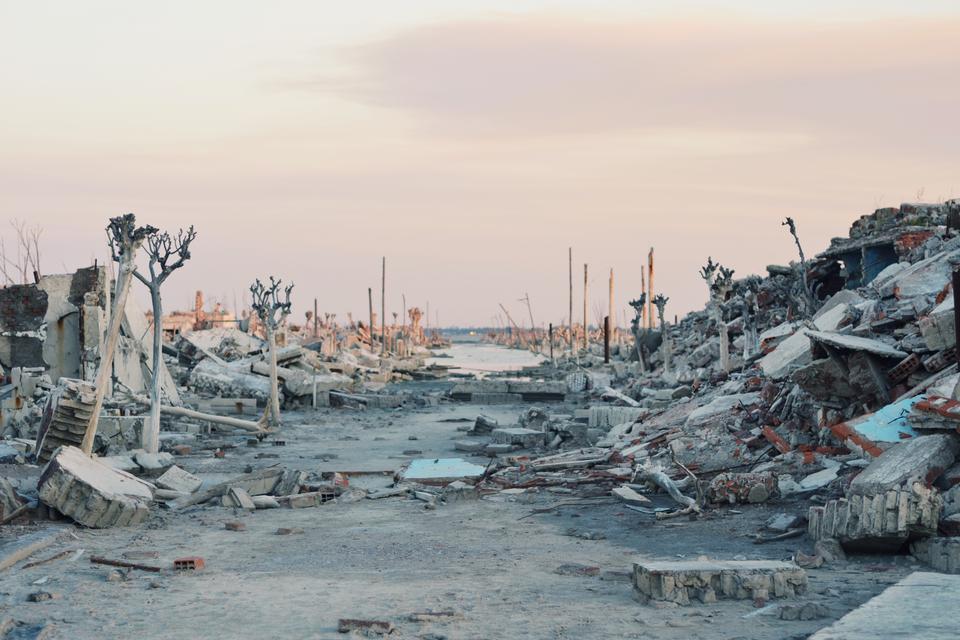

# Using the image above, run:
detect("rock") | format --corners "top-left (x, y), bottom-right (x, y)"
top-left (849, 434), bottom-right (958, 496)
top-left (276, 527), bottom-right (304, 535)
top-left (554, 563), bottom-right (600, 577)
top-left (813, 539), bottom-right (846, 564)
top-left (765, 513), bottom-right (802, 532)
top-left (611, 486), bottom-right (652, 506)
top-left (708, 473), bottom-right (777, 505)
top-left (337, 619), bottom-right (395, 635)
top-left (778, 602), bottom-right (829, 621)
top-left (224, 521), bottom-right (246, 532)
top-left (37, 446), bottom-right (153, 528)
top-left (799, 467), bottom-right (839, 492)
top-left (251, 495), bottom-right (280, 509)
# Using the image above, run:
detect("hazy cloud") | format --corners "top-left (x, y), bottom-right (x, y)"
top-left (313, 16), bottom-right (960, 150)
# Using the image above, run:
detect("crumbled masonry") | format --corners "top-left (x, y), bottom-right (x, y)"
top-left (4, 200), bottom-right (960, 637)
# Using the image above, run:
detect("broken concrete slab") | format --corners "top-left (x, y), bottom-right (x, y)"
top-left (400, 458), bottom-right (487, 484)
top-left (611, 486), bottom-right (652, 506)
top-left (38, 446), bottom-right (154, 528)
top-left (849, 433), bottom-right (958, 496)
top-left (155, 466), bottom-right (202, 494)
top-left (804, 330), bottom-right (907, 360)
top-left (225, 487), bottom-right (256, 511)
top-left (633, 559), bottom-right (807, 605)
top-left (759, 302), bottom-right (850, 379)
top-left (809, 572), bottom-right (960, 640)
top-left (685, 393), bottom-right (760, 427)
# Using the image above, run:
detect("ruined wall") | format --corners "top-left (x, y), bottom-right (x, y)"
top-left (0, 266), bottom-right (107, 380)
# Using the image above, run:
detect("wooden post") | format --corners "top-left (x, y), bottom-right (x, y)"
top-left (583, 263), bottom-right (588, 352)
top-left (603, 315), bottom-right (610, 363)
top-left (549, 323), bottom-right (554, 362)
top-left (568, 247), bottom-right (573, 352)
top-left (368, 287), bottom-right (375, 351)
top-left (953, 267), bottom-right (960, 372)
top-left (81, 266), bottom-right (135, 454)
top-left (647, 248), bottom-right (655, 330)
top-left (608, 268), bottom-right (614, 343)
top-left (381, 256), bottom-right (386, 355)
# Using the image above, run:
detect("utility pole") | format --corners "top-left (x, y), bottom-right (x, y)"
top-left (381, 256), bottom-right (386, 355)
top-left (499, 303), bottom-right (526, 347)
top-left (640, 267), bottom-right (647, 329)
top-left (608, 268), bottom-right (615, 343)
top-left (568, 247), bottom-right (573, 353)
top-left (583, 263), bottom-right (589, 352)
top-left (603, 316), bottom-right (610, 363)
top-left (368, 287), bottom-right (375, 351)
top-left (313, 297), bottom-right (318, 338)
top-left (520, 292), bottom-right (535, 346)
top-left (647, 248), bottom-right (655, 330)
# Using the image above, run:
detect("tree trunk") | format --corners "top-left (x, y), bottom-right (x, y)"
top-left (265, 323), bottom-right (281, 427)
top-left (81, 258), bottom-right (136, 455)
top-left (143, 286), bottom-right (163, 453)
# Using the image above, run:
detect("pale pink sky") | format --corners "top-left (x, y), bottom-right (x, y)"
top-left (2, 1), bottom-right (958, 326)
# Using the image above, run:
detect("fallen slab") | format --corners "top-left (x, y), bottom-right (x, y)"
top-left (848, 433), bottom-right (958, 496)
top-left (38, 446), bottom-right (154, 528)
top-left (809, 572), bottom-right (959, 640)
top-left (632, 559), bottom-right (807, 605)
top-left (491, 428), bottom-right (545, 448)
top-left (910, 537), bottom-right (960, 574)
top-left (400, 458), bottom-right (487, 485)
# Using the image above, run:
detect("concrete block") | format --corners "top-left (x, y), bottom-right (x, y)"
top-left (491, 428), bottom-right (545, 447)
top-left (849, 434), bottom-right (958, 496)
top-left (38, 446), bottom-right (154, 528)
top-left (633, 559), bottom-right (807, 605)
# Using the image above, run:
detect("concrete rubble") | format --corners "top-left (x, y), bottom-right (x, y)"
top-left (5, 200), bottom-right (960, 637)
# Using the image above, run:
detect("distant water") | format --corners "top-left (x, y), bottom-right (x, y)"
top-left (427, 343), bottom-right (545, 375)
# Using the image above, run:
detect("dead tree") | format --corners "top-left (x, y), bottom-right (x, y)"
top-left (133, 226), bottom-right (197, 453)
top-left (740, 276), bottom-right (762, 360)
top-left (628, 296), bottom-right (647, 374)
top-left (0, 219), bottom-right (43, 285)
top-left (653, 294), bottom-right (671, 376)
top-left (250, 277), bottom-right (293, 428)
top-left (782, 217), bottom-right (817, 317)
top-left (81, 214), bottom-right (158, 455)
top-left (700, 258), bottom-right (734, 373)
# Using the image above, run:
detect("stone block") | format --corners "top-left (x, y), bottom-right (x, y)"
top-left (491, 428), bottom-right (545, 448)
top-left (38, 446), bottom-right (154, 528)
top-left (633, 559), bottom-right (807, 605)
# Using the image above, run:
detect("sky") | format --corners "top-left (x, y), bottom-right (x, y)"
top-left (1, 1), bottom-right (958, 328)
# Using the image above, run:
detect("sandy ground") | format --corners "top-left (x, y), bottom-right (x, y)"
top-left (0, 396), bottom-right (921, 639)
